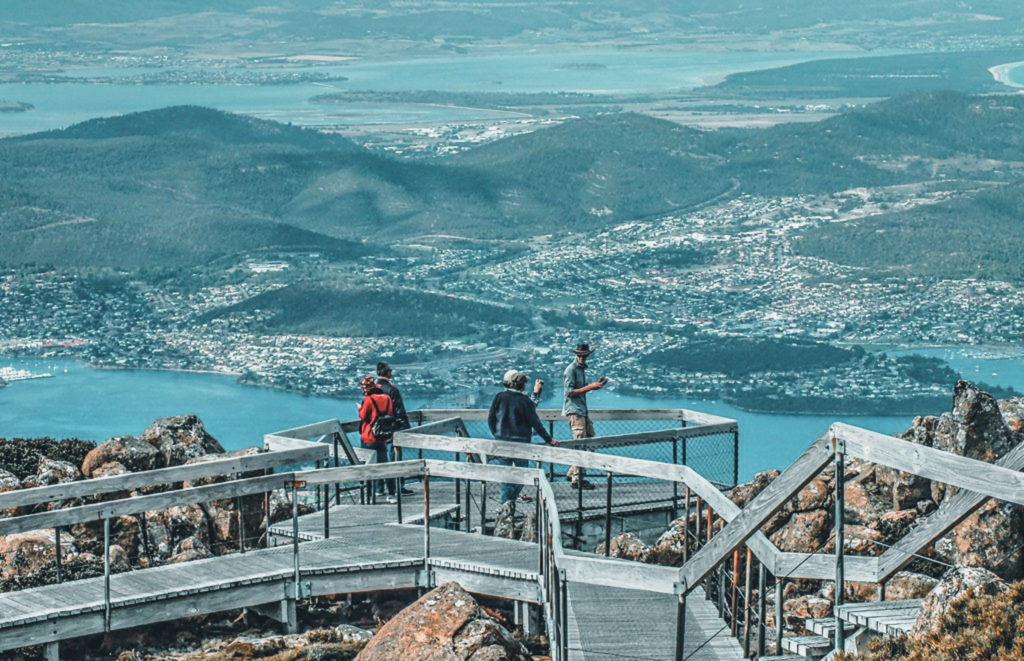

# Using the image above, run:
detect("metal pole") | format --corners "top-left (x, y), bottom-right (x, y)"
top-left (548, 421), bottom-right (556, 481)
top-left (834, 438), bottom-right (846, 653)
top-left (333, 433), bottom-right (341, 506)
top-left (731, 550), bottom-right (739, 635)
top-left (674, 585), bottom-right (687, 661)
top-left (464, 478), bottom-right (472, 532)
top-left (757, 565), bottom-right (767, 658)
top-left (733, 429), bottom-right (740, 488)
top-left (576, 475), bottom-right (583, 549)
top-left (480, 482), bottom-right (487, 535)
top-left (559, 569), bottom-right (568, 661)
top-left (717, 560), bottom-right (726, 618)
top-left (672, 430), bottom-right (680, 517)
top-left (455, 452), bottom-right (461, 524)
top-left (103, 516), bottom-right (111, 631)
top-left (776, 577), bottom-right (784, 656)
top-left (237, 496), bottom-right (246, 552)
top-left (604, 470), bottom-right (613, 557)
top-left (536, 482), bottom-right (545, 577)
top-left (54, 528), bottom-right (62, 583)
top-left (683, 485), bottom-right (691, 564)
top-left (878, 578), bottom-right (887, 602)
top-left (323, 489), bottom-right (331, 539)
top-left (292, 483), bottom-right (301, 600)
top-left (423, 473), bottom-right (431, 575)
top-left (743, 548), bottom-right (753, 658)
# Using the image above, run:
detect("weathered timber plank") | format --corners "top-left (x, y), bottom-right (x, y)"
top-left (834, 423), bottom-right (1024, 506)
top-left (773, 552), bottom-right (878, 582)
top-left (0, 611), bottom-right (106, 652)
top-left (267, 419), bottom-right (341, 441)
top-left (876, 439), bottom-right (1024, 580)
top-left (559, 555), bottom-right (677, 594)
top-left (555, 424), bottom-right (735, 451)
top-left (0, 446), bottom-right (327, 511)
top-left (679, 435), bottom-right (834, 593)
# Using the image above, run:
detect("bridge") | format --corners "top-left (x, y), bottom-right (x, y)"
top-left (1, 408), bottom-right (1022, 660)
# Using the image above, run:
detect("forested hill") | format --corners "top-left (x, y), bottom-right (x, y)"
top-left (3, 93), bottom-right (1024, 272)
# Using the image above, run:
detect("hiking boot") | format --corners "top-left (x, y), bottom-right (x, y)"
top-left (386, 495), bottom-right (398, 504)
top-left (400, 487), bottom-right (415, 496)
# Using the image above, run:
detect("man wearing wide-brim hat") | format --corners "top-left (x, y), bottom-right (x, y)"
top-left (562, 343), bottom-right (608, 489)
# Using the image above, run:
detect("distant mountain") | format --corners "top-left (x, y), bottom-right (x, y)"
top-left (4, 93), bottom-right (1024, 275)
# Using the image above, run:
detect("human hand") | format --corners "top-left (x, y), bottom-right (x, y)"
top-left (549, 439), bottom-right (559, 446)
top-left (533, 379), bottom-right (544, 395)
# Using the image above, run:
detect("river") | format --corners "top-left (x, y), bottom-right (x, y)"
top-left (3, 349), bottom-right (1021, 481)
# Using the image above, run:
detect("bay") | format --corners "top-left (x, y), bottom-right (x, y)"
top-left (10, 351), bottom-right (1022, 482)
top-left (0, 49), bottom-right (869, 136)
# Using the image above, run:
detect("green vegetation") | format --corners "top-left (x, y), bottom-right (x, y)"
top-left (851, 580), bottom-right (1024, 661)
top-left (642, 337), bottom-right (858, 377)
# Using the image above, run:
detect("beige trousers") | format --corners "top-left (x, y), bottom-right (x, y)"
top-left (566, 415), bottom-right (594, 484)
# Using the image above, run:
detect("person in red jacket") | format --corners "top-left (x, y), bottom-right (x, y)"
top-left (358, 375), bottom-right (397, 502)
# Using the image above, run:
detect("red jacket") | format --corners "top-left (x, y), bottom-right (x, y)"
top-left (359, 392), bottom-right (394, 447)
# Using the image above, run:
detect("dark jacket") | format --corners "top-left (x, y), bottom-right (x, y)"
top-left (377, 376), bottom-right (410, 430)
top-left (488, 389), bottom-right (554, 444)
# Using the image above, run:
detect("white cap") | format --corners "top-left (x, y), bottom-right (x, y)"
top-left (503, 369), bottom-right (527, 386)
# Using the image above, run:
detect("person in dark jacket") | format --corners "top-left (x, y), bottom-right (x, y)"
top-left (487, 369), bottom-right (558, 508)
top-left (376, 361), bottom-right (414, 495)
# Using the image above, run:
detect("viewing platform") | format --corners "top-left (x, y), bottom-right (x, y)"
top-left (1, 407), bottom-right (1021, 660)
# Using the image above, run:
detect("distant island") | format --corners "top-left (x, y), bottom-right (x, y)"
top-left (0, 100), bottom-right (33, 113)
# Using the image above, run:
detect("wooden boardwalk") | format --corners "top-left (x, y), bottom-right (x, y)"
top-left (2, 497), bottom-right (741, 660)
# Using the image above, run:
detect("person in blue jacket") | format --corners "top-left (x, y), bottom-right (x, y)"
top-left (487, 369), bottom-right (559, 509)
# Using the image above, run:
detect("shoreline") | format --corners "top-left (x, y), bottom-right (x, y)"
top-left (988, 61), bottom-right (1024, 88)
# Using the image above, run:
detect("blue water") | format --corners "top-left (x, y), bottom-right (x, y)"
top-left (0, 49), bottom-right (869, 136)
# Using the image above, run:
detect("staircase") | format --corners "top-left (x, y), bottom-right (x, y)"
top-left (755, 599), bottom-right (922, 660)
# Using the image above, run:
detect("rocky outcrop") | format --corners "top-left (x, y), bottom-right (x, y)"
top-left (911, 567), bottom-right (1008, 637)
top-left (141, 414), bottom-right (225, 468)
top-left (21, 456), bottom-right (81, 489)
top-left (81, 435), bottom-right (164, 477)
top-left (356, 582), bottom-right (531, 661)
top-left (0, 530), bottom-right (74, 579)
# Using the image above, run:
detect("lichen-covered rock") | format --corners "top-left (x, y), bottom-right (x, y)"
top-left (0, 530), bottom-right (73, 579)
top-left (783, 595), bottom-right (832, 630)
top-left (884, 571), bottom-right (939, 600)
top-left (356, 582), bottom-right (530, 661)
top-left (649, 513), bottom-right (695, 565)
top-left (842, 478), bottom-right (888, 527)
top-left (82, 435), bottom-right (164, 477)
top-left (791, 477), bottom-right (831, 512)
top-left (728, 469), bottom-right (780, 508)
top-left (169, 536), bottom-right (212, 564)
top-left (21, 456), bottom-right (81, 489)
top-left (876, 509), bottom-right (919, 544)
top-left (935, 498), bottom-right (1024, 579)
top-left (911, 566), bottom-right (1009, 638)
top-left (596, 532), bottom-right (650, 562)
top-left (770, 510), bottom-right (829, 553)
top-left (140, 414), bottom-right (224, 468)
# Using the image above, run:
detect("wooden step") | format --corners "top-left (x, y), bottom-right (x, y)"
top-left (781, 634), bottom-right (833, 659)
top-left (835, 599), bottom-right (922, 635)
top-left (806, 617), bottom-right (857, 638)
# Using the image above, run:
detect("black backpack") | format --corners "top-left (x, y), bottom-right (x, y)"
top-left (369, 398), bottom-right (398, 443)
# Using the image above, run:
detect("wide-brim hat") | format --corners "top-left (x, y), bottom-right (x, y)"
top-left (574, 343), bottom-right (593, 356)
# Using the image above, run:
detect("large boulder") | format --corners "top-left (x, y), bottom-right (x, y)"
top-left (883, 571), bottom-right (940, 600)
top-left (935, 499), bottom-right (1024, 579)
top-left (81, 435), bottom-right (164, 477)
top-left (770, 510), bottom-right (830, 554)
top-left (356, 582), bottom-right (531, 661)
top-left (0, 530), bottom-right (73, 579)
top-left (140, 414), bottom-right (224, 467)
top-left (596, 532), bottom-right (651, 562)
top-left (910, 567), bottom-right (1008, 638)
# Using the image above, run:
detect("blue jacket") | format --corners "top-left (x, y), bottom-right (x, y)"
top-left (488, 389), bottom-right (554, 444)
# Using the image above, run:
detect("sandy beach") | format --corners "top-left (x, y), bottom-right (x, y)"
top-left (989, 61), bottom-right (1024, 88)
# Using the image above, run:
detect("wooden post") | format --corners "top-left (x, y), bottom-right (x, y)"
top-left (743, 548), bottom-right (753, 658)
top-left (694, 495), bottom-right (702, 548)
top-left (757, 565), bottom-right (767, 658)
top-left (672, 429), bottom-right (680, 518)
top-left (536, 482), bottom-right (545, 577)
top-left (103, 516), bottom-right (111, 631)
top-left (43, 642), bottom-right (59, 661)
top-left (878, 578), bottom-right (887, 602)
top-left (604, 470), bottom-right (613, 557)
top-left (548, 421), bottom-right (556, 481)
top-left (674, 584), bottom-right (687, 661)
top-left (834, 437), bottom-right (846, 654)
top-left (454, 451), bottom-right (461, 525)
